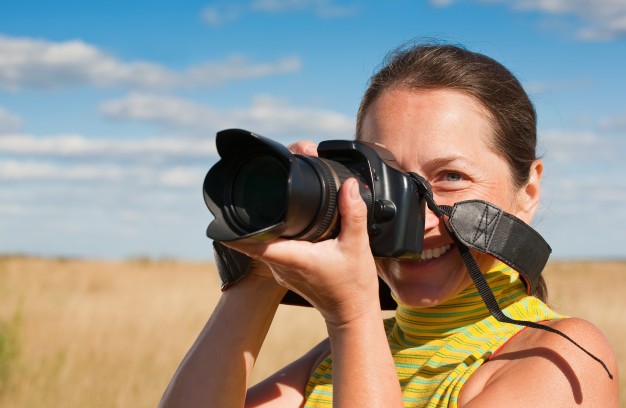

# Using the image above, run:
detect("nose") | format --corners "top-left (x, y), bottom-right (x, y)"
top-left (423, 205), bottom-right (441, 231)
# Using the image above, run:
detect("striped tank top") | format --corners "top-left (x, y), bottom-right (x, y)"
top-left (304, 262), bottom-right (564, 407)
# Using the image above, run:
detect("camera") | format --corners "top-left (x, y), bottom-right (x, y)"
top-left (203, 128), bottom-right (427, 259)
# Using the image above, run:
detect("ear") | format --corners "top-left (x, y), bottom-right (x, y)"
top-left (516, 160), bottom-right (543, 224)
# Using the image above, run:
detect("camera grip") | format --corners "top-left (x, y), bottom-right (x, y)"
top-left (213, 241), bottom-right (253, 290)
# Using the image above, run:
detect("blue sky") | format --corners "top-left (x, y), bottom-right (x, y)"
top-left (1, 0), bottom-right (625, 260)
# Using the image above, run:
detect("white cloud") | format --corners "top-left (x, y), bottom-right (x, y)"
top-left (540, 129), bottom-right (626, 163)
top-left (0, 132), bottom-right (215, 189)
top-left (100, 92), bottom-right (355, 138)
top-left (0, 35), bottom-right (301, 91)
top-left (0, 92), bottom-right (355, 187)
top-left (429, 0), bottom-right (455, 5)
top-left (202, 0), bottom-right (358, 26)
top-left (0, 158), bottom-right (208, 189)
top-left (0, 35), bottom-right (173, 90)
top-left (541, 129), bottom-right (599, 162)
top-left (0, 91), bottom-right (355, 193)
top-left (159, 166), bottom-right (205, 187)
top-left (536, 127), bottom-right (626, 258)
top-left (101, 93), bottom-right (216, 129)
top-left (514, 0), bottom-right (626, 40)
top-left (541, 175), bottom-right (626, 227)
top-left (250, 0), bottom-right (359, 17)
top-left (0, 106), bottom-right (22, 132)
top-left (0, 133), bottom-right (216, 161)
top-left (0, 160), bottom-right (211, 259)
top-left (201, 5), bottom-right (245, 26)
top-left (0, 160), bottom-right (125, 182)
top-left (539, 128), bottom-right (626, 219)
top-left (600, 111), bottom-right (626, 132)
top-left (523, 77), bottom-right (591, 96)
top-left (184, 55), bottom-right (301, 87)
top-left (430, 0), bottom-right (626, 40)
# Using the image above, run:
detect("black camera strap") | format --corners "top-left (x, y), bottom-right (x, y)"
top-left (409, 173), bottom-right (613, 379)
top-left (441, 200), bottom-right (549, 293)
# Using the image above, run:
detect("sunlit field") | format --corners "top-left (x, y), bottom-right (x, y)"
top-left (0, 256), bottom-right (623, 407)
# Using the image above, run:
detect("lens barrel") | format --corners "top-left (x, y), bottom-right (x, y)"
top-left (289, 155), bottom-right (371, 242)
top-left (203, 130), bottom-right (372, 244)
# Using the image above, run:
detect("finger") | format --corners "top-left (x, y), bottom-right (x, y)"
top-left (223, 237), bottom-right (313, 269)
top-left (221, 239), bottom-right (272, 260)
top-left (337, 178), bottom-right (369, 247)
top-left (287, 141), bottom-right (318, 157)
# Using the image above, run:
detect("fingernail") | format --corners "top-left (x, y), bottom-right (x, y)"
top-left (305, 145), bottom-right (317, 155)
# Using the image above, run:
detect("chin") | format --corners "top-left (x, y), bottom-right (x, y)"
top-left (378, 246), bottom-right (473, 308)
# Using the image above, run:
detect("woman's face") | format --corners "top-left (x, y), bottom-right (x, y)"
top-left (359, 88), bottom-right (541, 308)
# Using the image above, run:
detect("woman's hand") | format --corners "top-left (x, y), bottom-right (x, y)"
top-left (216, 141), bottom-right (320, 288)
top-left (224, 141), bottom-right (381, 327)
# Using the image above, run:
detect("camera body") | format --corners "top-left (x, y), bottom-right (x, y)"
top-left (315, 139), bottom-right (425, 259)
top-left (203, 129), bottom-right (426, 259)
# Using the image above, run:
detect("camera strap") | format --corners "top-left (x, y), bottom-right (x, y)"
top-left (409, 173), bottom-right (613, 379)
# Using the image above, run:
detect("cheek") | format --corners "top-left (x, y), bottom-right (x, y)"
top-left (493, 183), bottom-right (525, 216)
top-left (480, 167), bottom-right (524, 212)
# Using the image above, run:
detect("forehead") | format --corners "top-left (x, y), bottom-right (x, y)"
top-left (358, 88), bottom-right (498, 166)
top-left (359, 88), bottom-right (494, 140)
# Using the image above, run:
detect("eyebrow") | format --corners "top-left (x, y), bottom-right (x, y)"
top-left (420, 155), bottom-right (471, 171)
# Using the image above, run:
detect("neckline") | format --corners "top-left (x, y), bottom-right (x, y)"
top-left (392, 262), bottom-right (527, 345)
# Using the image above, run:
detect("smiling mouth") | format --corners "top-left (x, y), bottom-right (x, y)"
top-left (420, 244), bottom-right (452, 261)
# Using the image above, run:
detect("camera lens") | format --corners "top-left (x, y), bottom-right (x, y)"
top-left (204, 129), bottom-right (374, 244)
top-left (232, 156), bottom-right (287, 230)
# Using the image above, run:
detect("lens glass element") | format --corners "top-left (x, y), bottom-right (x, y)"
top-left (232, 156), bottom-right (288, 230)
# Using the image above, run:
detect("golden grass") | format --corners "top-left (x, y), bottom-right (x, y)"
top-left (0, 257), bottom-right (622, 407)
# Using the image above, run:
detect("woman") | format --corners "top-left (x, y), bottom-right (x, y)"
top-left (160, 44), bottom-right (619, 407)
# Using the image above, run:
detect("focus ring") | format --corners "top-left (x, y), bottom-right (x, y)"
top-left (327, 160), bottom-right (374, 225)
top-left (313, 159), bottom-right (373, 241)
top-left (304, 158), bottom-right (339, 242)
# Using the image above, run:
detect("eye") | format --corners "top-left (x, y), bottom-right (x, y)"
top-left (445, 172), bottom-right (463, 182)
top-left (431, 170), bottom-right (470, 192)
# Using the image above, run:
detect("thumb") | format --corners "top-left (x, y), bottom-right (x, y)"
top-left (337, 178), bottom-right (369, 244)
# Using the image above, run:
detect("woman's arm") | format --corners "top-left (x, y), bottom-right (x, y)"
top-left (326, 303), bottom-right (403, 407)
top-left (232, 178), bottom-right (404, 408)
top-left (159, 272), bottom-right (287, 408)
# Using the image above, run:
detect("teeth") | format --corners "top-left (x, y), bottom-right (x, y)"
top-left (420, 244), bottom-right (451, 261)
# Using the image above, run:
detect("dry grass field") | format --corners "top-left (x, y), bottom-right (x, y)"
top-left (0, 256), bottom-right (623, 407)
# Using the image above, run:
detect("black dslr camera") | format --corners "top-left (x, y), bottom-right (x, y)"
top-left (203, 128), bottom-right (427, 259)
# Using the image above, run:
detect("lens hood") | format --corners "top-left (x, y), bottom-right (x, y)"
top-left (203, 129), bottom-right (331, 243)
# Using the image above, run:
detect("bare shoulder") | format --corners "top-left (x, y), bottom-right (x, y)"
top-left (460, 318), bottom-right (619, 407)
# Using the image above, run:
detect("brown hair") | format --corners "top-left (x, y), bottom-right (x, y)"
top-left (357, 43), bottom-right (548, 301)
